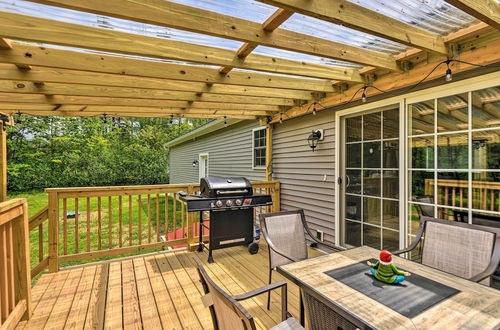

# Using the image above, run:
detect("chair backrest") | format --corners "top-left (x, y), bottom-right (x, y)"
top-left (260, 210), bottom-right (308, 269)
top-left (420, 216), bottom-right (499, 284)
top-left (414, 196), bottom-right (434, 217)
top-left (193, 257), bottom-right (256, 330)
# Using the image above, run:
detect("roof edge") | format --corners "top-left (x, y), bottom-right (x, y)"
top-left (166, 119), bottom-right (244, 148)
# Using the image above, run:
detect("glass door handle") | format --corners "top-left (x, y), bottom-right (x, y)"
top-left (345, 175), bottom-right (350, 188)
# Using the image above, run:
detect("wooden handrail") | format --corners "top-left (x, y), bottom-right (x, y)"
top-left (40, 181), bottom-right (280, 273)
top-left (0, 198), bottom-right (31, 328)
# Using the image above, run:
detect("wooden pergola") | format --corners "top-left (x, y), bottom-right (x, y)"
top-left (0, 0), bottom-right (498, 197)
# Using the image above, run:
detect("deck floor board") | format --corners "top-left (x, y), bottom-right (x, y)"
top-left (19, 245), bottom-right (325, 329)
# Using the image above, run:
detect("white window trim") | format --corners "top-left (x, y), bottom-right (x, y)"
top-left (334, 70), bottom-right (500, 248)
top-left (252, 127), bottom-right (267, 170)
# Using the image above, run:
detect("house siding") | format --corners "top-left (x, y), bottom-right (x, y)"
top-left (272, 110), bottom-right (336, 246)
top-left (169, 120), bottom-right (266, 184)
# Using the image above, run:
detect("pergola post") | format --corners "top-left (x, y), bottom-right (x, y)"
top-left (0, 121), bottom-right (7, 202)
top-left (265, 123), bottom-right (273, 182)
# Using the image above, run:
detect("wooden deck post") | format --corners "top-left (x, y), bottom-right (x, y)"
top-left (48, 191), bottom-right (59, 273)
top-left (0, 122), bottom-right (7, 202)
top-left (186, 185), bottom-right (197, 251)
top-left (12, 200), bottom-right (32, 320)
top-left (265, 124), bottom-right (273, 182)
top-left (273, 182), bottom-right (280, 212)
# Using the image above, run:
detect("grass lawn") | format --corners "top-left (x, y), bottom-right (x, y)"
top-left (10, 190), bottom-right (189, 270)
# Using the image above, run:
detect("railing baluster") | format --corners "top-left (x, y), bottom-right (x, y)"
top-left (97, 197), bottom-right (102, 250)
top-left (119, 195), bottom-right (123, 248)
top-left (108, 196), bottom-right (113, 249)
top-left (86, 197), bottom-right (90, 252)
top-left (38, 224), bottom-right (43, 262)
top-left (147, 194), bottom-right (152, 243)
top-left (451, 188), bottom-right (456, 207)
top-left (6, 223), bottom-right (14, 311)
top-left (63, 198), bottom-right (67, 255)
top-left (490, 190), bottom-right (494, 211)
top-left (181, 198), bottom-right (185, 238)
top-left (75, 198), bottom-right (79, 254)
top-left (138, 195), bottom-right (142, 245)
top-left (173, 193), bottom-right (177, 239)
top-left (129, 195), bottom-right (133, 246)
top-left (165, 193), bottom-right (169, 241)
top-left (0, 224), bottom-right (8, 320)
top-left (459, 187), bottom-right (463, 208)
top-left (156, 193), bottom-right (160, 242)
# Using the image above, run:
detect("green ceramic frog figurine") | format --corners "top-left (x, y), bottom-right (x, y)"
top-left (367, 250), bottom-right (411, 284)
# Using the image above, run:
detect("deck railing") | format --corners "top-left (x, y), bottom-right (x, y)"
top-left (31, 181), bottom-right (280, 273)
top-left (0, 198), bottom-right (31, 328)
top-left (424, 179), bottom-right (500, 212)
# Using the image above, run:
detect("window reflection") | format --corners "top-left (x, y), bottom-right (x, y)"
top-left (472, 129), bottom-right (499, 169)
top-left (409, 100), bottom-right (434, 135)
top-left (410, 136), bottom-right (434, 169)
top-left (437, 93), bottom-right (468, 132)
top-left (472, 87), bottom-right (500, 129)
top-left (437, 133), bottom-right (468, 169)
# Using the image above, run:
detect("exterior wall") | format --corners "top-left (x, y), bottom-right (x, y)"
top-left (169, 120), bottom-right (266, 184)
top-left (272, 110), bottom-right (336, 245)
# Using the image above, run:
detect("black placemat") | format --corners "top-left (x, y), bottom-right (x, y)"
top-left (324, 260), bottom-right (460, 318)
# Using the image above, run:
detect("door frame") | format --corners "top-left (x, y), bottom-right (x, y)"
top-left (334, 97), bottom-right (406, 248)
top-left (198, 152), bottom-right (209, 180)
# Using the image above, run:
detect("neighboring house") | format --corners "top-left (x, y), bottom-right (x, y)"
top-left (167, 72), bottom-right (500, 250)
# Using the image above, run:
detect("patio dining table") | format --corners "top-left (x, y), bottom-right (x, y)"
top-left (277, 246), bottom-right (500, 329)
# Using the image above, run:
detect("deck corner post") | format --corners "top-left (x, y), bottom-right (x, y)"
top-left (0, 121), bottom-right (7, 202)
top-left (273, 182), bottom-right (280, 212)
top-left (186, 185), bottom-right (197, 251)
top-left (265, 123), bottom-right (273, 182)
top-left (48, 191), bottom-right (59, 273)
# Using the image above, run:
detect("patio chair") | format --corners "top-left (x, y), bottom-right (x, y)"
top-left (259, 210), bottom-right (344, 312)
top-left (192, 256), bottom-right (304, 330)
top-left (413, 196), bottom-right (435, 217)
top-left (394, 216), bottom-right (500, 286)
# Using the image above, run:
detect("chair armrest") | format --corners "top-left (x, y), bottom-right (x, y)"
top-left (470, 238), bottom-right (500, 283)
top-left (233, 281), bottom-right (289, 321)
top-left (392, 246), bottom-right (415, 255)
top-left (233, 281), bottom-right (287, 301)
top-left (312, 240), bottom-right (346, 252)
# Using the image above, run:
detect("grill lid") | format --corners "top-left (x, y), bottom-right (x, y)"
top-left (200, 177), bottom-right (252, 198)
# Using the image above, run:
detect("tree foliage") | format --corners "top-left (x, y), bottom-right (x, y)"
top-left (7, 116), bottom-right (209, 191)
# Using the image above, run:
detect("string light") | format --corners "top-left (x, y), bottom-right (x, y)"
top-left (170, 114), bottom-right (174, 124)
top-left (361, 87), bottom-right (367, 103)
top-left (445, 59), bottom-right (453, 82)
top-left (223, 116), bottom-right (227, 127)
top-left (313, 103), bottom-right (317, 115)
top-left (279, 112), bottom-right (283, 124)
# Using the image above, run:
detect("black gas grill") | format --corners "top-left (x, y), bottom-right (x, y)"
top-left (180, 177), bottom-right (273, 263)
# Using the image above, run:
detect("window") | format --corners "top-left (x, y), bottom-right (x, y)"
top-left (407, 86), bottom-right (500, 258)
top-left (253, 127), bottom-right (266, 169)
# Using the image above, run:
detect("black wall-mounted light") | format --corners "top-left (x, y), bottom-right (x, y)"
top-left (192, 160), bottom-right (199, 167)
top-left (307, 130), bottom-right (322, 152)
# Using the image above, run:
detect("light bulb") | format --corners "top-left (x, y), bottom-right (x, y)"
top-left (445, 68), bottom-right (453, 82)
top-left (224, 116), bottom-right (227, 127)
top-left (279, 113), bottom-right (283, 124)
top-left (313, 105), bottom-right (317, 115)
top-left (361, 92), bottom-right (367, 103)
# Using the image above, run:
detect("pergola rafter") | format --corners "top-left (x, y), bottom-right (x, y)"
top-left (0, 11), bottom-right (362, 81)
top-left (0, 0), bottom-right (496, 121)
top-left (23, 0), bottom-right (399, 70)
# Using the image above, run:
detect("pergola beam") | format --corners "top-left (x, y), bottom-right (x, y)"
top-left (4, 110), bottom-right (257, 119)
top-left (24, 0), bottom-right (398, 70)
top-left (0, 64), bottom-right (313, 100)
top-left (443, 0), bottom-right (500, 30)
top-left (255, 0), bottom-right (447, 55)
top-left (0, 80), bottom-right (297, 106)
top-left (0, 44), bottom-right (341, 92)
top-left (0, 94), bottom-right (286, 111)
top-left (0, 11), bottom-right (362, 81)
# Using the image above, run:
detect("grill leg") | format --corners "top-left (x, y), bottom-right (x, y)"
top-left (197, 212), bottom-right (203, 252)
top-left (208, 249), bottom-right (214, 263)
top-left (267, 268), bottom-right (272, 310)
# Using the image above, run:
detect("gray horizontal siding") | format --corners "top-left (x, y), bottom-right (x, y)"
top-left (169, 120), bottom-right (265, 184)
top-left (272, 110), bottom-right (336, 246)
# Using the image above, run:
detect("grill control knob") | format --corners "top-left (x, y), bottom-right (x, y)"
top-left (215, 200), bottom-right (223, 208)
top-left (235, 199), bottom-right (242, 206)
top-left (226, 199), bottom-right (233, 207)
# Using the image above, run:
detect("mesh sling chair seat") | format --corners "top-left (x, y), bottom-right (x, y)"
top-left (193, 256), bottom-right (304, 330)
top-left (394, 216), bottom-right (500, 286)
top-left (259, 210), bottom-right (344, 324)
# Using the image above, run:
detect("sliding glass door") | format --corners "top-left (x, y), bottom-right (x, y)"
top-left (340, 105), bottom-right (401, 250)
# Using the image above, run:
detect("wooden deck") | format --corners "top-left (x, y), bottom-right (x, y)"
top-left (17, 244), bottom-right (324, 329)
